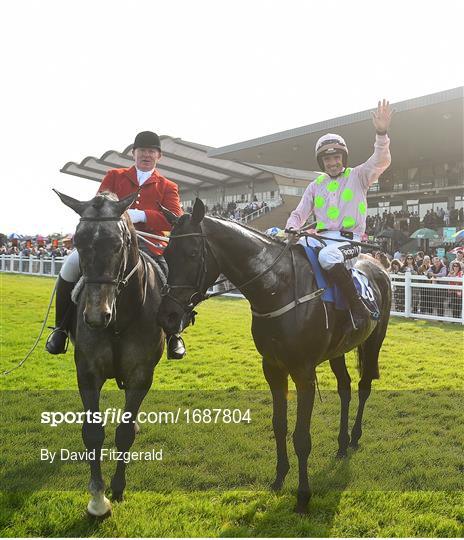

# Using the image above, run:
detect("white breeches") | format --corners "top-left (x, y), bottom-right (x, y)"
top-left (298, 230), bottom-right (361, 270)
top-left (60, 249), bottom-right (80, 282)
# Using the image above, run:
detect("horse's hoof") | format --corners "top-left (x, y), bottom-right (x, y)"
top-left (111, 491), bottom-right (124, 502)
top-left (335, 449), bottom-right (348, 459)
top-left (87, 496), bottom-right (112, 518)
top-left (294, 503), bottom-right (309, 515)
top-left (349, 441), bottom-right (359, 450)
top-left (270, 478), bottom-right (284, 491)
top-left (134, 421), bottom-right (140, 435)
top-left (294, 491), bottom-right (311, 514)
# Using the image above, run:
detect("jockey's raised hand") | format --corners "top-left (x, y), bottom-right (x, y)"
top-left (371, 99), bottom-right (394, 134)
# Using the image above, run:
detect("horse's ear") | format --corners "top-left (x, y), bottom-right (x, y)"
top-left (53, 189), bottom-right (86, 216)
top-left (114, 191), bottom-right (139, 216)
top-left (158, 203), bottom-right (180, 226)
top-left (191, 198), bottom-right (205, 225)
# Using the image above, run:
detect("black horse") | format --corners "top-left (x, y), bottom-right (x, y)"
top-left (55, 190), bottom-right (165, 517)
top-left (158, 198), bottom-right (391, 513)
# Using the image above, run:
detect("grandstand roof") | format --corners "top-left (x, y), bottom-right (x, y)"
top-left (61, 136), bottom-right (281, 191)
top-left (208, 87), bottom-right (464, 170)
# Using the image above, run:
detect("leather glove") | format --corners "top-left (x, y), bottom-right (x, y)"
top-left (286, 228), bottom-right (298, 244)
top-left (127, 209), bottom-right (147, 223)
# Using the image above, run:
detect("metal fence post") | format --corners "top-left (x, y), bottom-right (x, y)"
top-left (29, 255), bottom-right (33, 274)
top-left (404, 271), bottom-right (411, 317)
top-left (19, 253), bottom-right (23, 273)
top-left (1, 255), bottom-right (4, 271)
top-left (51, 257), bottom-right (56, 276)
top-left (39, 258), bottom-right (44, 275)
top-left (10, 254), bottom-right (14, 272)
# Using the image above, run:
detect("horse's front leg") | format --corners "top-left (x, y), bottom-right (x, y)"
top-left (290, 372), bottom-right (316, 514)
top-left (262, 359), bottom-right (290, 491)
top-left (110, 385), bottom-right (151, 501)
top-left (329, 355), bottom-right (351, 458)
top-left (78, 380), bottom-right (110, 518)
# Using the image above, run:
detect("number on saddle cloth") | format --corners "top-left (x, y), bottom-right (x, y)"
top-left (351, 268), bottom-right (380, 319)
top-left (301, 245), bottom-right (380, 319)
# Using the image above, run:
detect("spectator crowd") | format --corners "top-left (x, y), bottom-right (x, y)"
top-left (365, 206), bottom-right (464, 236)
top-left (186, 198), bottom-right (271, 221)
top-left (375, 249), bottom-right (464, 320)
top-left (0, 235), bottom-right (73, 258)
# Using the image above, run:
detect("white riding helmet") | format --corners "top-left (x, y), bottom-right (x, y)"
top-left (315, 133), bottom-right (348, 170)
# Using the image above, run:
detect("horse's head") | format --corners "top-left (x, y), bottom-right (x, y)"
top-left (158, 198), bottom-right (220, 335)
top-left (54, 189), bottom-right (138, 328)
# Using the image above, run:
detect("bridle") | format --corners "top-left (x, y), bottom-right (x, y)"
top-left (160, 225), bottom-right (291, 313)
top-left (78, 216), bottom-right (143, 298)
top-left (160, 231), bottom-right (210, 313)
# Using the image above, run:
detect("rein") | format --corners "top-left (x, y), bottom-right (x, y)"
top-left (161, 228), bottom-right (292, 312)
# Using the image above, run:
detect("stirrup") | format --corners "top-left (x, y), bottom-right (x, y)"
top-left (166, 334), bottom-right (186, 360)
top-left (45, 327), bottom-right (69, 354)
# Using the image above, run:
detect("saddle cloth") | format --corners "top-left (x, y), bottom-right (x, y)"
top-left (303, 245), bottom-right (380, 318)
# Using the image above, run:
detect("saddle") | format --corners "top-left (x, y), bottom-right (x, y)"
top-left (303, 245), bottom-right (380, 319)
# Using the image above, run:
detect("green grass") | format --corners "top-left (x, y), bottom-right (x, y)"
top-left (0, 274), bottom-right (463, 537)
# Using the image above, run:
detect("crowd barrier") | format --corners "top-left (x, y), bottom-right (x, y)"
top-left (2, 254), bottom-right (463, 324)
top-left (0, 254), bottom-right (66, 277)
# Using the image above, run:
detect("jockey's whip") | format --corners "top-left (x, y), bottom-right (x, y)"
top-left (136, 233), bottom-right (165, 251)
top-left (136, 231), bottom-right (170, 242)
top-left (1, 279), bottom-right (57, 376)
top-left (310, 235), bottom-right (381, 250)
top-left (285, 228), bottom-right (381, 250)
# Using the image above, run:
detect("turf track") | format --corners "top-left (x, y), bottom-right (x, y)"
top-left (0, 274), bottom-right (463, 537)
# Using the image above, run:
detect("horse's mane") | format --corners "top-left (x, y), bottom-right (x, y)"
top-left (207, 216), bottom-right (286, 246)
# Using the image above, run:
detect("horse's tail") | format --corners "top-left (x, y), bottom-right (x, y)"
top-left (356, 261), bottom-right (392, 381)
top-left (356, 332), bottom-right (380, 380)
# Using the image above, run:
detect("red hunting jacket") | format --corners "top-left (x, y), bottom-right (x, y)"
top-left (98, 166), bottom-right (183, 256)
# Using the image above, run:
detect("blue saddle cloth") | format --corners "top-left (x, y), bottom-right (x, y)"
top-left (303, 246), bottom-right (380, 318)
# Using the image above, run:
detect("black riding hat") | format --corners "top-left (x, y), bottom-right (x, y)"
top-left (133, 131), bottom-right (162, 151)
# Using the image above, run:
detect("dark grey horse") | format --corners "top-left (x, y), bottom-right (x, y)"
top-left (55, 190), bottom-right (164, 517)
top-left (158, 198), bottom-right (391, 514)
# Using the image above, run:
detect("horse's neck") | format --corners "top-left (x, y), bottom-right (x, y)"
top-left (205, 218), bottom-right (286, 306)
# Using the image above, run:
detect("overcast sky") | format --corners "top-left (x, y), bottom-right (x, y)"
top-left (1, 0), bottom-right (463, 235)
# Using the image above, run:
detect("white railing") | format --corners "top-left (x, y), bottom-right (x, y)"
top-left (3, 255), bottom-right (463, 324)
top-left (389, 273), bottom-right (464, 324)
top-left (0, 254), bottom-right (66, 277)
top-left (210, 273), bottom-right (464, 325)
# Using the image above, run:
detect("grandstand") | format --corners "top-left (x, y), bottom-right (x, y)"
top-left (62, 87), bottom-right (463, 233)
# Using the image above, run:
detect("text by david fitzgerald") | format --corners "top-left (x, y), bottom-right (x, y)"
top-left (40, 448), bottom-right (163, 464)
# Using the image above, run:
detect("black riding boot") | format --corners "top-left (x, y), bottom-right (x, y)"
top-left (330, 263), bottom-right (371, 331)
top-left (45, 276), bottom-right (75, 354)
top-left (166, 334), bottom-right (186, 360)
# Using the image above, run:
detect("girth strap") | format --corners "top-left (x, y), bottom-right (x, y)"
top-left (251, 288), bottom-right (324, 319)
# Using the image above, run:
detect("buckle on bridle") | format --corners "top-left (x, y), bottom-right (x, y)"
top-left (161, 284), bottom-right (171, 296)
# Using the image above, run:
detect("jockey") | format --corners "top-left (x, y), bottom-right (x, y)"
top-left (46, 131), bottom-right (187, 360)
top-left (286, 100), bottom-right (393, 330)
